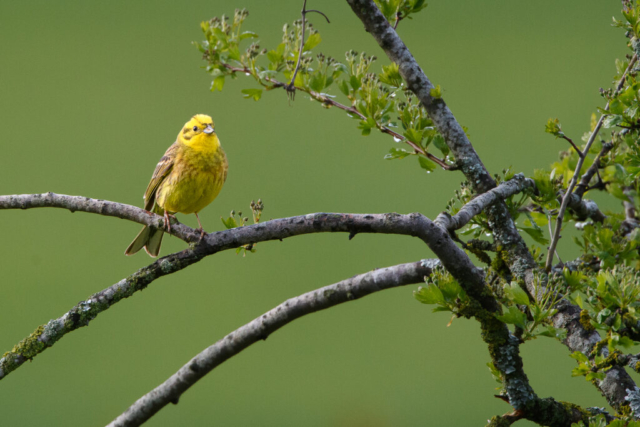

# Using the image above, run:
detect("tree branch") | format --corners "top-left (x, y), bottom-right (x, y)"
top-left (573, 142), bottom-right (613, 199)
top-left (107, 259), bottom-right (438, 427)
top-left (222, 63), bottom-right (454, 170)
top-left (345, 0), bottom-right (635, 416)
top-left (0, 201), bottom-right (481, 380)
top-left (345, 0), bottom-right (539, 282)
top-left (546, 54), bottom-right (638, 271)
top-left (0, 193), bottom-right (199, 243)
top-left (434, 174), bottom-right (534, 231)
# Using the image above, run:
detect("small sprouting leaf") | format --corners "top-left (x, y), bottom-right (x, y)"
top-left (379, 62), bottom-right (403, 87)
top-left (221, 216), bottom-right (238, 229)
top-left (545, 118), bottom-right (563, 137)
top-left (414, 284), bottom-right (445, 304)
top-left (241, 88), bottom-right (262, 101)
top-left (430, 84), bottom-right (442, 99)
top-left (418, 156), bottom-right (436, 173)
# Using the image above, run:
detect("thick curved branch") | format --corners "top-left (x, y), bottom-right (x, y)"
top-left (434, 174), bottom-right (534, 231)
top-left (107, 259), bottom-right (439, 427)
top-left (0, 247), bottom-right (203, 380)
top-left (0, 205), bottom-right (482, 380)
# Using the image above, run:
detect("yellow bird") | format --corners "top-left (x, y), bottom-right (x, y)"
top-left (125, 114), bottom-right (228, 257)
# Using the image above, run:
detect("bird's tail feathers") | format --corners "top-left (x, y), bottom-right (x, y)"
top-left (125, 226), bottom-right (164, 257)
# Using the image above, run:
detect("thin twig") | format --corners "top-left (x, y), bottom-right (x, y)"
top-left (393, 12), bottom-right (403, 29)
top-left (573, 142), bottom-right (613, 199)
top-left (561, 135), bottom-right (584, 158)
top-left (547, 213), bottom-right (562, 266)
top-left (107, 259), bottom-right (439, 427)
top-left (285, 1), bottom-right (329, 99)
top-left (545, 54), bottom-right (638, 272)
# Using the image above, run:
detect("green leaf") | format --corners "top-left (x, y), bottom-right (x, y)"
top-left (358, 121), bottom-right (372, 136)
top-left (239, 31), bottom-right (258, 40)
top-left (379, 62), bottom-right (403, 87)
top-left (309, 73), bottom-right (326, 92)
top-left (303, 33), bottom-right (322, 51)
top-left (414, 284), bottom-right (444, 304)
top-left (608, 183), bottom-right (631, 202)
top-left (211, 76), bottom-right (225, 92)
top-left (536, 326), bottom-right (567, 340)
top-left (212, 27), bottom-right (228, 43)
top-left (569, 351), bottom-right (588, 363)
top-left (504, 282), bottom-right (531, 306)
top-left (338, 80), bottom-right (350, 96)
top-left (404, 128), bottom-right (423, 144)
top-left (432, 135), bottom-right (449, 156)
top-left (350, 75), bottom-right (362, 91)
top-left (384, 147), bottom-right (412, 160)
top-left (495, 306), bottom-right (527, 329)
top-left (521, 227), bottom-right (549, 245)
top-left (418, 156), bottom-right (436, 173)
top-left (267, 50), bottom-right (282, 64)
top-left (602, 114), bottom-right (624, 128)
top-left (241, 88), bottom-right (262, 101)
top-left (563, 268), bottom-right (586, 292)
top-left (228, 45), bottom-right (241, 61)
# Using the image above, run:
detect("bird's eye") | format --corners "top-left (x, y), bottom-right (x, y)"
top-left (193, 126), bottom-right (198, 131)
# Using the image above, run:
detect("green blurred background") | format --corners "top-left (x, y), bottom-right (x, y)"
top-left (0, 1), bottom-right (632, 425)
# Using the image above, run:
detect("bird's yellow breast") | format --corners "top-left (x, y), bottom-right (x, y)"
top-left (156, 137), bottom-right (227, 215)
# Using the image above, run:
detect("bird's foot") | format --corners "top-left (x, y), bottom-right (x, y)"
top-left (163, 212), bottom-right (177, 232)
top-left (197, 227), bottom-right (206, 242)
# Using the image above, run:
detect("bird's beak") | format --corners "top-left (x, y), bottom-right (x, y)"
top-left (204, 124), bottom-right (215, 134)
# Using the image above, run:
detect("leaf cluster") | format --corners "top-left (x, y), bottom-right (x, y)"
top-left (495, 278), bottom-right (567, 342)
top-left (196, 8), bottom-right (450, 171)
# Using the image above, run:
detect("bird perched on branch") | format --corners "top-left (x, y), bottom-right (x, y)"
top-left (125, 114), bottom-right (228, 257)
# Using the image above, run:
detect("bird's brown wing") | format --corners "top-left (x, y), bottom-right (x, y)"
top-left (221, 150), bottom-right (229, 183)
top-left (142, 141), bottom-right (178, 211)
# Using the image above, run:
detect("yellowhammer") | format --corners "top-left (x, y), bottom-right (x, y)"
top-left (125, 114), bottom-right (228, 257)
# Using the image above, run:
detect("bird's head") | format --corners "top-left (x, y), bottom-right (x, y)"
top-left (179, 114), bottom-right (218, 148)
